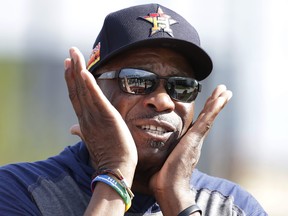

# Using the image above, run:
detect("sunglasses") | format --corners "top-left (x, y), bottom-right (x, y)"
top-left (95, 68), bottom-right (201, 103)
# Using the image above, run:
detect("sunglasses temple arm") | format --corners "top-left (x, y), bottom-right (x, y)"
top-left (198, 83), bottom-right (202, 92)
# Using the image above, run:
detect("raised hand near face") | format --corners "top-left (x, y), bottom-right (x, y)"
top-left (64, 47), bottom-right (137, 184)
top-left (149, 85), bottom-right (232, 215)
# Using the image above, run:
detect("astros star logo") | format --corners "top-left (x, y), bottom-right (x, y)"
top-left (140, 7), bottom-right (178, 37)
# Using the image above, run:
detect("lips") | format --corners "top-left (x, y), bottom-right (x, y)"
top-left (141, 125), bottom-right (169, 135)
top-left (134, 118), bottom-right (176, 140)
top-left (132, 117), bottom-right (179, 150)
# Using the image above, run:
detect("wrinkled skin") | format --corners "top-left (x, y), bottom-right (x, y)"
top-left (65, 46), bottom-right (232, 215)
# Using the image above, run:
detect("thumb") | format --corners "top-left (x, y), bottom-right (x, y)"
top-left (70, 124), bottom-right (84, 140)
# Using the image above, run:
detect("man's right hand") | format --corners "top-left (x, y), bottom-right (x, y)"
top-left (64, 47), bottom-right (138, 184)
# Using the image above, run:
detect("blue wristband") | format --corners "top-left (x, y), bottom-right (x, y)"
top-left (91, 174), bottom-right (132, 211)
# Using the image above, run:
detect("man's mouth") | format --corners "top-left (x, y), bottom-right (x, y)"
top-left (134, 120), bottom-right (179, 150)
top-left (141, 125), bottom-right (169, 135)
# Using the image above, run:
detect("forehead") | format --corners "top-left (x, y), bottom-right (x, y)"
top-left (97, 47), bottom-right (195, 77)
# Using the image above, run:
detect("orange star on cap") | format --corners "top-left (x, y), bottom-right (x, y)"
top-left (140, 6), bottom-right (178, 37)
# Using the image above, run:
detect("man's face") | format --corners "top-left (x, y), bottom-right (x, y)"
top-left (96, 47), bottom-right (196, 174)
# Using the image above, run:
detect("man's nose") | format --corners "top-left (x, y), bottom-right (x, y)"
top-left (142, 82), bottom-right (175, 112)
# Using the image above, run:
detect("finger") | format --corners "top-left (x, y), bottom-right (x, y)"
top-left (69, 47), bottom-right (87, 75)
top-left (64, 58), bottom-right (83, 118)
top-left (68, 47), bottom-right (116, 122)
top-left (202, 85), bottom-right (232, 112)
top-left (71, 47), bottom-right (116, 111)
top-left (69, 47), bottom-right (93, 105)
top-left (192, 88), bottom-right (233, 137)
top-left (81, 69), bottom-right (115, 112)
top-left (69, 47), bottom-right (106, 119)
top-left (210, 84), bottom-right (227, 99)
top-left (204, 89), bottom-right (233, 113)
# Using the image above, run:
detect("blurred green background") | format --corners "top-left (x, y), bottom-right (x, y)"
top-left (0, 58), bottom-right (78, 164)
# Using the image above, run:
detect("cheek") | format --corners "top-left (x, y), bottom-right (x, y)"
top-left (112, 95), bottom-right (137, 117)
top-left (99, 81), bottom-right (138, 118)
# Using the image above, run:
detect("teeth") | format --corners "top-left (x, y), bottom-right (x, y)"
top-left (141, 125), bottom-right (168, 135)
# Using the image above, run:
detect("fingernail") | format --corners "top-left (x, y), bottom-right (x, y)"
top-left (228, 91), bottom-right (233, 101)
top-left (69, 47), bottom-right (77, 64)
top-left (64, 59), bottom-right (69, 70)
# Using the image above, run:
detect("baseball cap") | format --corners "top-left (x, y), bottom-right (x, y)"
top-left (87, 3), bottom-right (213, 81)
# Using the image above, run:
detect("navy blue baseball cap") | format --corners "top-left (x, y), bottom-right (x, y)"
top-left (87, 3), bottom-right (213, 81)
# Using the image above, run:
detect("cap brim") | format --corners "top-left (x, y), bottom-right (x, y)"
top-left (89, 37), bottom-right (213, 81)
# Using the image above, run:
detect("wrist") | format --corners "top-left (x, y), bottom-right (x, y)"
top-left (177, 204), bottom-right (202, 216)
top-left (91, 173), bottom-right (133, 212)
top-left (154, 187), bottom-right (197, 216)
top-left (85, 182), bottom-right (126, 215)
top-left (90, 159), bottom-right (137, 186)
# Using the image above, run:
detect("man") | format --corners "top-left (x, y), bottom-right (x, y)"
top-left (0, 3), bottom-right (267, 216)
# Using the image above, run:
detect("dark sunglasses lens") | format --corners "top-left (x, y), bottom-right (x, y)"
top-left (119, 69), bottom-right (157, 94)
top-left (167, 78), bottom-right (199, 102)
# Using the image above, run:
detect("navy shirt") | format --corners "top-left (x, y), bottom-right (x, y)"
top-left (0, 142), bottom-right (267, 216)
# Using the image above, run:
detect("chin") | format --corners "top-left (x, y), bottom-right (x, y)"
top-left (136, 146), bottom-right (168, 171)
